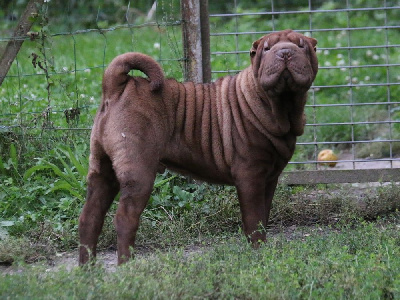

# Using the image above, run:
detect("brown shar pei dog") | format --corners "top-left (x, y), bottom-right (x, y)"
top-left (79, 29), bottom-right (318, 265)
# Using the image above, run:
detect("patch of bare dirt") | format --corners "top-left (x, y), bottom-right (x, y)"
top-left (0, 244), bottom-right (209, 274)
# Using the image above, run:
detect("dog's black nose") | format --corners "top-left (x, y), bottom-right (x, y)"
top-left (276, 48), bottom-right (293, 60)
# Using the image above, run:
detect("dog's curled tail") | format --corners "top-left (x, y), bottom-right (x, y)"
top-left (102, 52), bottom-right (164, 99)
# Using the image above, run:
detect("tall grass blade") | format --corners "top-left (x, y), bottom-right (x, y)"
top-left (0, 156), bottom-right (5, 175)
top-left (9, 143), bottom-right (18, 170)
top-left (58, 145), bottom-right (88, 178)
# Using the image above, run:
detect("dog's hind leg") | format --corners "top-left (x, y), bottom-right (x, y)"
top-left (79, 156), bottom-right (119, 265)
top-left (113, 160), bottom-right (158, 265)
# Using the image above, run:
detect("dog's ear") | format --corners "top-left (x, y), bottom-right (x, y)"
top-left (306, 36), bottom-right (317, 52)
top-left (250, 38), bottom-right (262, 58)
top-left (250, 36), bottom-right (265, 79)
top-left (305, 36), bottom-right (319, 76)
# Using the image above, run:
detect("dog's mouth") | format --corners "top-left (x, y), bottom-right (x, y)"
top-left (281, 68), bottom-right (292, 81)
top-left (277, 66), bottom-right (313, 94)
top-left (259, 55), bottom-right (314, 95)
top-left (280, 69), bottom-right (295, 89)
top-left (269, 68), bottom-right (298, 94)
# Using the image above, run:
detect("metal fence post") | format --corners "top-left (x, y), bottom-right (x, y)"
top-left (181, 0), bottom-right (211, 83)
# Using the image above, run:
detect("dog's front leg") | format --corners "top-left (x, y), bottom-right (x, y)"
top-left (235, 170), bottom-right (280, 246)
top-left (235, 171), bottom-right (269, 245)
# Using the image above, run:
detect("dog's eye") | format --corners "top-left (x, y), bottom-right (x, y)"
top-left (299, 38), bottom-right (304, 48)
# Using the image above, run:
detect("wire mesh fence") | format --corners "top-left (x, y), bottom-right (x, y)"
top-left (208, 0), bottom-right (400, 182)
top-left (0, 1), bottom-right (183, 131)
top-left (0, 0), bottom-right (184, 166)
top-left (1, 0), bottom-right (400, 182)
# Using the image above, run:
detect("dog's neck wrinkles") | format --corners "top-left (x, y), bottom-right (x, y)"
top-left (241, 68), bottom-right (292, 137)
top-left (242, 68), bottom-right (300, 160)
top-left (212, 67), bottom-right (302, 162)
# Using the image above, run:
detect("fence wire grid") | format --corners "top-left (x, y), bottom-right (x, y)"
top-left (208, 0), bottom-right (400, 179)
top-left (0, 0), bottom-right (184, 135)
top-left (1, 0), bottom-right (400, 182)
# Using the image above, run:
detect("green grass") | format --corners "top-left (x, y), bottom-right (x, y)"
top-left (1, 152), bottom-right (400, 297)
top-left (1, 219), bottom-right (400, 299)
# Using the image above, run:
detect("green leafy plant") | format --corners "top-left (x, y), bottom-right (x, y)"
top-left (24, 143), bottom-right (88, 201)
top-left (0, 143), bottom-right (21, 180)
top-left (148, 172), bottom-right (209, 212)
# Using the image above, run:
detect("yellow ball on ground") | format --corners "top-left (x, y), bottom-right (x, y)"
top-left (317, 149), bottom-right (338, 167)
